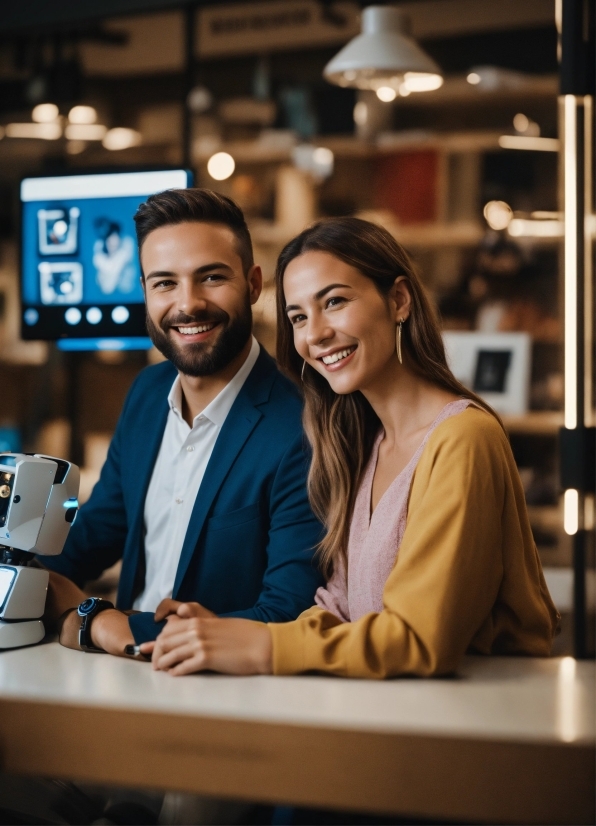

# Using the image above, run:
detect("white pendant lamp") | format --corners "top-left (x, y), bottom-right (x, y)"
top-left (324, 5), bottom-right (443, 96)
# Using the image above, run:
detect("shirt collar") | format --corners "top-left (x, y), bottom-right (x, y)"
top-left (167, 336), bottom-right (260, 429)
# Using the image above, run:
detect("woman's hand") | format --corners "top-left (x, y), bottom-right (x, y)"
top-left (141, 616), bottom-right (273, 676)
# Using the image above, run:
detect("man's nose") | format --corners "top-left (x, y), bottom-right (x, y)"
top-left (177, 281), bottom-right (208, 315)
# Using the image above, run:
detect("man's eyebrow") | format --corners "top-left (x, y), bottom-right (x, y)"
top-left (145, 262), bottom-right (234, 281)
top-left (285, 283), bottom-right (352, 312)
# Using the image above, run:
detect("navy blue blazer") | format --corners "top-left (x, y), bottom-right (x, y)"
top-left (43, 347), bottom-right (324, 642)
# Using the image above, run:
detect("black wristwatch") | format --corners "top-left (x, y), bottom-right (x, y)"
top-left (77, 597), bottom-right (114, 653)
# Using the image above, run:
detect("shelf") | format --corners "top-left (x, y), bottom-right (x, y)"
top-left (501, 412), bottom-right (564, 436)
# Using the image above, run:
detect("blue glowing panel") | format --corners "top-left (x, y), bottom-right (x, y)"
top-left (21, 170), bottom-right (191, 347)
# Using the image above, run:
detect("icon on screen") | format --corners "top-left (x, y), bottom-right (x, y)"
top-left (93, 218), bottom-right (136, 295)
top-left (37, 207), bottom-right (80, 255)
top-left (39, 262), bottom-right (83, 305)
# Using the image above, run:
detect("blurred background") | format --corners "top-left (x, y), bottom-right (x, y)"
top-left (0, 0), bottom-right (593, 653)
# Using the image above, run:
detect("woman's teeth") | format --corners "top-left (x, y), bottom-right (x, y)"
top-left (177, 323), bottom-right (216, 335)
top-left (321, 347), bottom-right (356, 365)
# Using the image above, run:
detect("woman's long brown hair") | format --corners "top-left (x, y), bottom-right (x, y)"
top-left (275, 217), bottom-right (500, 578)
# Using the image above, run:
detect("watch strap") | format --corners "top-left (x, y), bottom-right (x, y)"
top-left (78, 599), bottom-right (114, 653)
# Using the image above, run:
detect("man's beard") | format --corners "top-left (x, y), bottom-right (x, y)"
top-left (146, 297), bottom-right (253, 377)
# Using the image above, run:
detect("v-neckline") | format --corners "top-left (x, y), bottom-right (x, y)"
top-left (367, 400), bottom-right (470, 524)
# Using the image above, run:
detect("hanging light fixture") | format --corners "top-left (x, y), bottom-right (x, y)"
top-left (323, 5), bottom-right (443, 95)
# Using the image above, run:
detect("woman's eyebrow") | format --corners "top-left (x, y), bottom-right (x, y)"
top-left (286, 283), bottom-right (352, 312)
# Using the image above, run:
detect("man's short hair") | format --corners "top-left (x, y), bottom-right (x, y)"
top-left (134, 188), bottom-right (254, 275)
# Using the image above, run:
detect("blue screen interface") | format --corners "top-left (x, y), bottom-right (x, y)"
top-left (21, 169), bottom-right (191, 350)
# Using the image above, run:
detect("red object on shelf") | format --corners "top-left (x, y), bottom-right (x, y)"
top-left (374, 151), bottom-right (438, 224)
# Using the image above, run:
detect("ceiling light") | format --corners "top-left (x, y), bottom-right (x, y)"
top-left (68, 105), bottom-right (97, 124)
top-left (102, 128), bottom-right (142, 151)
top-left (207, 151), bottom-right (235, 181)
top-left (65, 124), bottom-right (107, 141)
top-left (6, 122), bottom-right (61, 140)
top-left (376, 86), bottom-right (397, 102)
top-left (323, 5), bottom-right (442, 94)
top-left (483, 200), bottom-right (513, 231)
top-left (466, 72), bottom-right (481, 85)
top-left (353, 101), bottom-right (368, 126)
top-left (508, 218), bottom-right (563, 238)
top-left (32, 103), bottom-right (59, 123)
top-left (498, 135), bottom-right (559, 151)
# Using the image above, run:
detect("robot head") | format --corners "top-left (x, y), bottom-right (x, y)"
top-left (0, 454), bottom-right (80, 556)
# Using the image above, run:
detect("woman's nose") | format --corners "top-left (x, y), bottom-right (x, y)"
top-left (305, 315), bottom-right (334, 347)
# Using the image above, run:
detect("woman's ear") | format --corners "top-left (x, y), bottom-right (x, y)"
top-left (390, 276), bottom-right (412, 321)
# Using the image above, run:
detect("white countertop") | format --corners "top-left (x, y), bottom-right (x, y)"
top-left (1, 642), bottom-right (593, 746)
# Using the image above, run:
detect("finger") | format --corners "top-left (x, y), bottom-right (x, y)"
top-left (176, 602), bottom-right (201, 618)
top-left (154, 598), bottom-right (183, 622)
top-left (155, 628), bottom-right (199, 654)
top-left (169, 654), bottom-right (210, 676)
top-left (156, 641), bottom-right (203, 672)
top-left (140, 641), bottom-right (155, 654)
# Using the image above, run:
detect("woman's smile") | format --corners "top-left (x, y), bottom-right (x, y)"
top-left (317, 344), bottom-right (358, 370)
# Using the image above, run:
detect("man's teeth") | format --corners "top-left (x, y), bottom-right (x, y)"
top-left (177, 323), bottom-right (215, 335)
top-left (321, 347), bottom-right (355, 365)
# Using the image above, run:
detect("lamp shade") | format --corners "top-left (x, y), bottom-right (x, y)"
top-left (324, 5), bottom-right (442, 94)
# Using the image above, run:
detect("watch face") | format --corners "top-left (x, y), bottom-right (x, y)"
top-left (78, 597), bottom-right (98, 617)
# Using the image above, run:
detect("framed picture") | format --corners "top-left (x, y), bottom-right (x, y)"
top-left (442, 331), bottom-right (531, 415)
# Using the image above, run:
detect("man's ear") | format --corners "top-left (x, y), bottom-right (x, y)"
top-left (247, 264), bottom-right (263, 305)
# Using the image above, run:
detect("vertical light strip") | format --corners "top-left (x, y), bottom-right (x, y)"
top-left (584, 96), bottom-right (594, 426)
top-left (564, 95), bottom-right (578, 429)
top-left (564, 488), bottom-right (579, 535)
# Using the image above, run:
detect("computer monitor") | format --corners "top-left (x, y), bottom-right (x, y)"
top-left (20, 168), bottom-right (192, 351)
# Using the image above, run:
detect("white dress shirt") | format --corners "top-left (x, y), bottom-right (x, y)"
top-left (133, 336), bottom-right (260, 612)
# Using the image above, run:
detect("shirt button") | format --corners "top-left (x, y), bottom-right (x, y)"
top-left (186, 445), bottom-right (194, 452)
top-left (175, 498), bottom-right (183, 504)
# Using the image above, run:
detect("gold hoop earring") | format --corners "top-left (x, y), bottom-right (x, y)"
top-left (301, 360), bottom-right (306, 381)
top-left (396, 320), bottom-right (403, 364)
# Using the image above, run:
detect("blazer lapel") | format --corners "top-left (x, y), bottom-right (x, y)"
top-left (172, 349), bottom-right (276, 595)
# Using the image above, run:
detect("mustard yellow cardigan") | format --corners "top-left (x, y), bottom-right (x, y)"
top-left (268, 407), bottom-right (560, 677)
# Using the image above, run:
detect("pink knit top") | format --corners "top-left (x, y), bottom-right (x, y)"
top-left (315, 399), bottom-right (472, 622)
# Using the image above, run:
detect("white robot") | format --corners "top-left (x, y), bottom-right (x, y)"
top-left (0, 453), bottom-right (79, 649)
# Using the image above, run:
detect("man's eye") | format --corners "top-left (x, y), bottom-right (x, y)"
top-left (154, 279), bottom-right (175, 289)
top-left (204, 274), bottom-right (225, 282)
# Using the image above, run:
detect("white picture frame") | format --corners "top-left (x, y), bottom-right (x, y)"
top-left (442, 331), bottom-right (531, 415)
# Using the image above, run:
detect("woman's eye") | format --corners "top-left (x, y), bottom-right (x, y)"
top-left (326, 296), bottom-right (345, 308)
top-left (289, 314), bottom-right (306, 325)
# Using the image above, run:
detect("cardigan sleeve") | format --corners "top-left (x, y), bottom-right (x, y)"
top-left (268, 411), bottom-right (518, 677)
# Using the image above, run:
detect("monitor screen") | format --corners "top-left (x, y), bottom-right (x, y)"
top-left (20, 169), bottom-right (192, 351)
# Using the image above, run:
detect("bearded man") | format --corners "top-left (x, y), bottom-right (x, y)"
top-left (44, 188), bottom-right (323, 656)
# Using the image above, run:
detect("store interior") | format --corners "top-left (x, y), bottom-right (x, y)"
top-left (0, 0), bottom-right (593, 656)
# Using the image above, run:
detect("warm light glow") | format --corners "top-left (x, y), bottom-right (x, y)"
top-left (508, 219), bottom-right (563, 238)
top-left (65, 124), bottom-right (107, 141)
top-left (557, 656), bottom-right (578, 743)
top-left (32, 103), bottom-right (59, 123)
top-left (6, 122), bottom-right (61, 140)
top-left (353, 101), bottom-right (368, 126)
top-left (66, 141), bottom-right (86, 155)
top-left (376, 86), bottom-right (397, 102)
top-left (68, 105), bottom-right (97, 124)
top-left (564, 95), bottom-right (577, 429)
top-left (102, 128), bottom-right (142, 151)
top-left (207, 151), bottom-right (235, 181)
top-left (466, 72), bottom-right (481, 85)
top-left (564, 489), bottom-right (579, 536)
top-left (483, 200), bottom-right (512, 231)
top-left (313, 147), bottom-right (334, 166)
top-left (399, 85), bottom-right (411, 97)
top-left (498, 135), bottom-right (559, 151)
top-left (513, 113), bottom-right (530, 133)
top-left (402, 72), bottom-right (443, 93)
